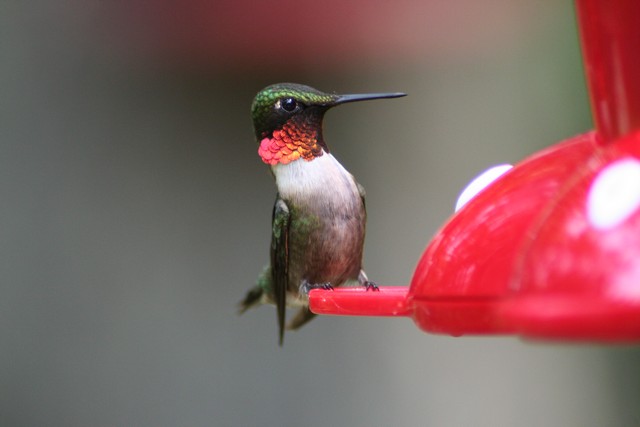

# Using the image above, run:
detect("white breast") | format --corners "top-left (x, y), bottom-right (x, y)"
top-left (272, 153), bottom-right (360, 206)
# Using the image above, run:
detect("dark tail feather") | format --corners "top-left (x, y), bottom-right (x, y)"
top-left (238, 285), bottom-right (263, 314)
top-left (286, 307), bottom-right (317, 331)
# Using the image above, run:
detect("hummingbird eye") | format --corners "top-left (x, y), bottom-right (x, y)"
top-left (280, 98), bottom-right (298, 112)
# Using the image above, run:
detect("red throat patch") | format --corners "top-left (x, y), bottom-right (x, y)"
top-left (258, 121), bottom-right (324, 165)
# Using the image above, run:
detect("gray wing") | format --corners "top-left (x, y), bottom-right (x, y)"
top-left (271, 196), bottom-right (290, 346)
top-left (356, 181), bottom-right (367, 214)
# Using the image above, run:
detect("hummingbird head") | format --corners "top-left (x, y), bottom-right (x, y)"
top-left (251, 83), bottom-right (405, 165)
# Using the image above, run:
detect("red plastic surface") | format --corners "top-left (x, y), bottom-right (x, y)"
top-left (308, 0), bottom-right (640, 343)
top-left (409, 132), bottom-right (600, 335)
top-left (410, 134), bottom-right (598, 300)
top-left (503, 130), bottom-right (640, 342)
top-left (309, 287), bottom-right (410, 317)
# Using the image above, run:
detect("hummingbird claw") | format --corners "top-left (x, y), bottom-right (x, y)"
top-left (300, 281), bottom-right (334, 295)
top-left (364, 281), bottom-right (380, 292)
top-left (357, 270), bottom-right (378, 291)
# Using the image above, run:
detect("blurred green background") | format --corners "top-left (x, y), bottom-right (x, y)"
top-left (2, 1), bottom-right (639, 426)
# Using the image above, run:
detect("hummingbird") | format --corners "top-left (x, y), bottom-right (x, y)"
top-left (239, 83), bottom-right (406, 345)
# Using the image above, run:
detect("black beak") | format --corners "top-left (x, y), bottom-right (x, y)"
top-left (333, 92), bottom-right (406, 106)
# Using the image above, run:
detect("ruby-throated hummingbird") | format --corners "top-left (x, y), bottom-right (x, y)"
top-left (239, 83), bottom-right (406, 345)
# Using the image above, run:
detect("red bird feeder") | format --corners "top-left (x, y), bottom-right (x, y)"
top-left (309, 0), bottom-right (640, 343)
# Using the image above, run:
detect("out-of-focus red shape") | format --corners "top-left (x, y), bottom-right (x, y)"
top-left (577, 0), bottom-right (640, 141)
top-left (309, 0), bottom-right (640, 343)
top-left (111, 1), bottom-right (544, 69)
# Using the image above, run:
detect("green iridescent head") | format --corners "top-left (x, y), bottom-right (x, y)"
top-left (250, 83), bottom-right (407, 141)
top-left (251, 83), bottom-right (337, 140)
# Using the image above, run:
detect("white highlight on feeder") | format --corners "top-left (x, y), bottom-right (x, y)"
top-left (587, 157), bottom-right (640, 230)
top-left (455, 164), bottom-right (513, 212)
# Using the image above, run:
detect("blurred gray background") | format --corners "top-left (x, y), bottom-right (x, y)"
top-left (2, 1), bottom-right (639, 426)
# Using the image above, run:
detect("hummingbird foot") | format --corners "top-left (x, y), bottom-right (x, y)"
top-left (357, 269), bottom-right (379, 291)
top-left (299, 281), bottom-right (334, 295)
top-left (363, 281), bottom-right (380, 292)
